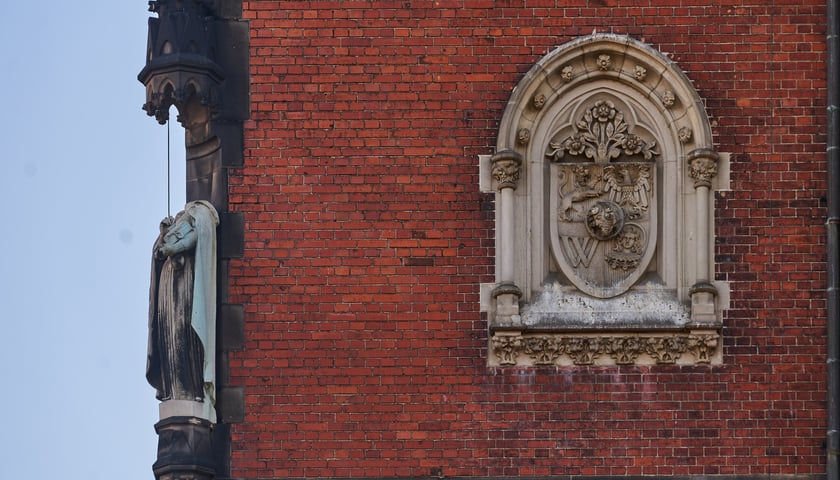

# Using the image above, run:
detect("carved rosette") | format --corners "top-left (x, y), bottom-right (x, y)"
top-left (491, 332), bottom-right (720, 366)
top-left (687, 148), bottom-right (720, 188)
top-left (662, 90), bottom-right (676, 108)
top-left (491, 150), bottom-right (523, 190)
top-left (633, 65), bottom-right (647, 81)
top-left (596, 54), bottom-right (612, 71)
top-left (560, 65), bottom-right (574, 82)
top-left (678, 126), bottom-right (693, 144)
top-left (517, 128), bottom-right (531, 146)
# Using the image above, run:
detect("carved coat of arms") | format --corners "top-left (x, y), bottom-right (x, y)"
top-left (546, 100), bottom-right (658, 298)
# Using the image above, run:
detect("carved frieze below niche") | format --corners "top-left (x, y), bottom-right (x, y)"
top-left (490, 331), bottom-right (720, 367)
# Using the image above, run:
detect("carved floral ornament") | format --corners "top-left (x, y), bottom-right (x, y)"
top-left (633, 65), bottom-right (647, 81)
top-left (662, 90), bottom-right (676, 108)
top-left (597, 54), bottom-right (612, 71)
top-left (560, 65), bottom-right (574, 83)
top-left (688, 149), bottom-right (720, 188)
top-left (491, 332), bottom-right (719, 366)
top-left (546, 100), bottom-right (659, 163)
top-left (491, 151), bottom-right (522, 189)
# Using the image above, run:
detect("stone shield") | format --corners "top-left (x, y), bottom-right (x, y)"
top-left (549, 162), bottom-right (656, 298)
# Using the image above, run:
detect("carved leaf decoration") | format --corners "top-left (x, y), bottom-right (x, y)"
top-left (523, 337), bottom-right (564, 365)
top-left (615, 112), bottom-right (626, 133)
top-left (546, 142), bottom-right (564, 161)
top-left (493, 333), bottom-right (720, 366)
top-left (546, 100), bottom-right (658, 164)
top-left (643, 140), bottom-right (658, 160)
top-left (579, 109), bottom-right (592, 130)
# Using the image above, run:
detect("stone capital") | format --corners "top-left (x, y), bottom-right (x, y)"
top-left (490, 150), bottom-right (523, 190)
top-left (687, 148), bottom-right (720, 188)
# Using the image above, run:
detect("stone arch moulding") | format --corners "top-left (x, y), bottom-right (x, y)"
top-left (481, 34), bottom-right (729, 367)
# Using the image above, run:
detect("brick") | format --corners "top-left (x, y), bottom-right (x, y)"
top-left (228, 1), bottom-right (829, 478)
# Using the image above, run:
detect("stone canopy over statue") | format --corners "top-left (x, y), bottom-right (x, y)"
top-left (147, 200), bottom-right (219, 422)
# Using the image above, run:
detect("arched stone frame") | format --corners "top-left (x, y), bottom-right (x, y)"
top-left (482, 34), bottom-right (728, 366)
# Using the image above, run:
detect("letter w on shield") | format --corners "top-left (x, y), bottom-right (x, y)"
top-left (562, 236), bottom-right (598, 268)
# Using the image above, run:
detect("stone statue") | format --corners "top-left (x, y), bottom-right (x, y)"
top-left (147, 200), bottom-right (219, 422)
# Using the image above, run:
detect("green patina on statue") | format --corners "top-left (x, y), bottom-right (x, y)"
top-left (147, 200), bottom-right (219, 422)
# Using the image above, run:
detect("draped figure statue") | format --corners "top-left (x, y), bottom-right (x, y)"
top-left (147, 200), bottom-right (219, 422)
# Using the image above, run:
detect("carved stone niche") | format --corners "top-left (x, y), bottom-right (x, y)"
top-left (481, 34), bottom-right (728, 366)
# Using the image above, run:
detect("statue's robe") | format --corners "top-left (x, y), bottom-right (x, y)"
top-left (147, 250), bottom-right (204, 402)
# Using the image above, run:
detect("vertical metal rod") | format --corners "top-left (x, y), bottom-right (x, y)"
top-left (167, 116), bottom-right (172, 218)
top-left (827, 0), bottom-right (840, 478)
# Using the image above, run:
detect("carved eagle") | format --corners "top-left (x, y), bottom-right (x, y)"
top-left (602, 165), bottom-right (651, 217)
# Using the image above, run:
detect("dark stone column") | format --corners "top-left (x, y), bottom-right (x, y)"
top-left (140, 2), bottom-right (248, 479)
top-left (153, 417), bottom-right (216, 480)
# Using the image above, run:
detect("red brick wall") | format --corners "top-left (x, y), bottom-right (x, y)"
top-left (229, 1), bottom-right (827, 477)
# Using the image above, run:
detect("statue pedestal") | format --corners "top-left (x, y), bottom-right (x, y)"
top-left (159, 399), bottom-right (215, 423)
top-left (153, 416), bottom-right (216, 480)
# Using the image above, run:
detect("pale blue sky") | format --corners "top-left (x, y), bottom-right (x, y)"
top-left (0, 3), bottom-right (186, 479)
